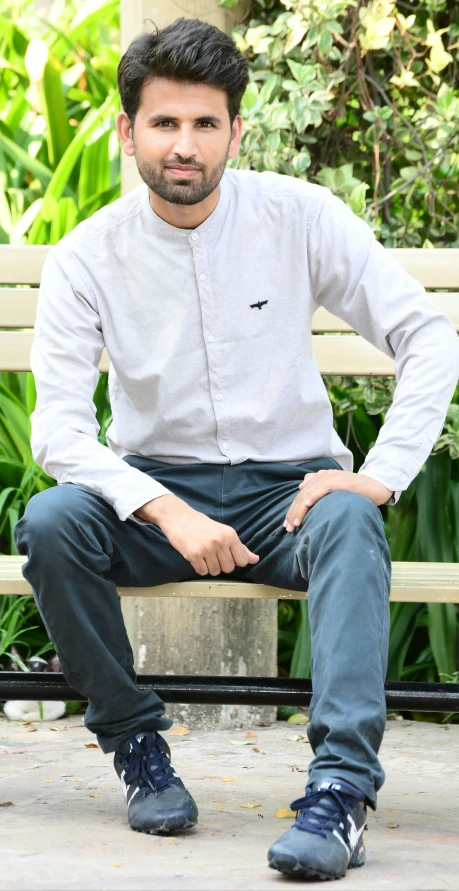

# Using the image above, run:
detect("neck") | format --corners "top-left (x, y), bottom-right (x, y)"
top-left (148, 184), bottom-right (221, 230)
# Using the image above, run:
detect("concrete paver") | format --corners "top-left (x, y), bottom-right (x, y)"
top-left (0, 713), bottom-right (458, 890)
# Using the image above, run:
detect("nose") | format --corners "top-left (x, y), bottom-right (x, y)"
top-left (172, 125), bottom-right (198, 160)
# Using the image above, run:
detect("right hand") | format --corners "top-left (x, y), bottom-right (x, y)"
top-left (135, 494), bottom-right (260, 577)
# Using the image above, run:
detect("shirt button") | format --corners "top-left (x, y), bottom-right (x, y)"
top-left (208, 334), bottom-right (214, 343)
top-left (215, 393), bottom-right (222, 401)
top-left (191, 233), bottom-right (198, 241)
top-left (222, 442), bottom-right (229, 450)
top-left (199, 273), bottom-right (207, 281)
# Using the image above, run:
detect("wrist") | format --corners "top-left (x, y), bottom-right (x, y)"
top-left (134, 493), bottom-right (179, 525)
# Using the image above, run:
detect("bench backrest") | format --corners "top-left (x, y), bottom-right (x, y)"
top-left (1, 245), bottom-right (458, 376)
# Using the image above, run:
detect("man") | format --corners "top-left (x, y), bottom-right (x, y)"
top-left (14, 16), bottom-right (458, 882)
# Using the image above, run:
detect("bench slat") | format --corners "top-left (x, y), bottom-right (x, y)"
top-left (0, 331), bottom-right (397, 375)
top-left (2, 289), bottom-right (458, 333)
top-left (1, 555), bottom-right (458, 602)
top-left (2, 245), bottom-right (458, 288)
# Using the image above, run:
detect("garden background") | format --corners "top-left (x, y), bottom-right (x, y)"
top-left (0, 0), bottom-right (458, 714)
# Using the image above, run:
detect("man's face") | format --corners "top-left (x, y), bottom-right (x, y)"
top-left (118, 77), bottom-right (242, 206)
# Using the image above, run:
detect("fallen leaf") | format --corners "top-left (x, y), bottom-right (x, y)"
top-left (24, 724), bottom-right (37, 733)
top-left (230, 740), bottom-right (254, 746)
top-left (0, 802), bottom-right (14, 807)
top-left (167, 725), bottom-right (189, 737)
top-left (246, 730), bottom-right (257, 738)
top-left (89, 794), bottom-right (99, 799)
top-left (276, 807), bottom-right (296, 819)
top-left (387, 822), bottom-right (399, 829)
top-left (287, 733), bottom-right (308, 742)
top-left (287, 713), bottom-right (309, 725)
top-left (291, 765), bottom-right (307, 772)
top-left (45, 780), bottom-right (53, 784)
top-left (252, 747), bottom-right (266, 754)
top-left (74, 778), bottom-right (82, 783)
top-left (222, 776), bottom-right (238, 782)
top-left (49, 725), bottom-right (70, 731)
top-left (84, 743), bottom-right (99, 748)
top-left (111, 863), bottom-right (120, 868)
top-left (240, 802), bottom-right (262, 809)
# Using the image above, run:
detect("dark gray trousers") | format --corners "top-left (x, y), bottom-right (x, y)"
top-left (13, 456), bottom-right (391, 808)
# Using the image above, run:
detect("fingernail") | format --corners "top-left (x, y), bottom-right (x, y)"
top-left (293, 518), bottom-right (300, 526)
top-left (283, 520), bottom-right (287, 528)
top-left (306, 500), bottom-right (312, 506)
top-left (286, 523), bottom-right (294, 532)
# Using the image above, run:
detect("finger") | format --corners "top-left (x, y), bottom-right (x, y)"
top-left (298, 473), bottom-right (316, 490)
top-left (231, 542), bottom-right (259, 567)
top-left (204, 552), bottom-right (222, 577)
top-left (284, 484), bottom-right (330, 531)
top-left (191, 556), bottom-right (210, 576)
top-left (217, 546), bottom-right (236, 574)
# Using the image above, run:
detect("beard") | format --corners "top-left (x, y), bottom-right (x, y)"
top-left (134, 145), bottom-right (230, 206)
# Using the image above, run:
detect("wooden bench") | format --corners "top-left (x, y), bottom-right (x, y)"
top-left (1, 244), bottom-right (459, 713)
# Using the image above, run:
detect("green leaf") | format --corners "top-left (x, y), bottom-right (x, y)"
top-left (41, 51), bottom-right (72, 169)
top-left (290, 601), bottom-right (311, 678)
top-left (241, 81), bottom-right (259, 112)
top-left (28, 92), bottom-right (117, 239)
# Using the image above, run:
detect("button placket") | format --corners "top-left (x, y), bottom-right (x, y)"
top-left (190, 231), bottom-right (231, 458)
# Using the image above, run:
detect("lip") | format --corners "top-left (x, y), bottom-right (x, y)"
top-left (166, 166), bottom-right (201, 177)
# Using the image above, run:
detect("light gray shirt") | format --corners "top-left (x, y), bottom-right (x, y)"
top-left (31, 169), bottom-right (459, 525)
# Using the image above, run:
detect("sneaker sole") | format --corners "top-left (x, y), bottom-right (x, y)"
top-left (269, 853), bottom-right (364, 881)
top-left (131, 817), bottom-right (198, 835)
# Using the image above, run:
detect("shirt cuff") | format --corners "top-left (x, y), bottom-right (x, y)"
top-left (357, 467), bottom-right (401, 506)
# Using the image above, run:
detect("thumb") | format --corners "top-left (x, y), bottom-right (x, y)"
top-left (245, 547), bottom-right (260, 563)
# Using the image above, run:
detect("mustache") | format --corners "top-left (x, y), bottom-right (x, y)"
top-left (164, 157), bottom-right (205, 170)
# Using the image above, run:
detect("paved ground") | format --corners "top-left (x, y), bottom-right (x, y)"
top-left (0, 712), bottom-right (458, 890)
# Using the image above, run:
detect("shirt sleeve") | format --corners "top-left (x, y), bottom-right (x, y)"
top-left (307, 190), bottom-right (459, 501)
top-left (30, 248), bottom-right (173, 524)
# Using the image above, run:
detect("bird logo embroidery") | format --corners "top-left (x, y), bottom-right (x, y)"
top-left (250, 300), bottom-right (268, 310)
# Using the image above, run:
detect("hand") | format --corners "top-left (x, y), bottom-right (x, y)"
top-left (283, 471), bottom-right (393, 532)
top-left (135, 494), bottom-right (260, 576)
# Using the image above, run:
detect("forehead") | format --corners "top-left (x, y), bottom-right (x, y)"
top-left (137, 77), bottom-right (229, 119)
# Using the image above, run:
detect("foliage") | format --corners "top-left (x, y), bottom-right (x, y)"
top-left (0, 0), bottom-right (120, 245)
top-left (227, 0), bottom-right (459, 248)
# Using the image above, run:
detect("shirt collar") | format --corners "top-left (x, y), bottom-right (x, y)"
top-left (141, 171), bottom-right (230, 242)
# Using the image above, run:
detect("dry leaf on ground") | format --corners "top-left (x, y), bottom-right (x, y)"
top-left (89, 794), bottom-right (99, 799)
top-left (222, 776), bottom-right (238, 782)
top-left (0, 801), bottom-right (14, 807)
top-left (84, 743), bottom-right (99, 748)
top-left (387, 822), bottom-right (400, 829)
top-left (287, 733), bottom-right (309, 742)
top-left (287, 714), bottom-right (309, 725)
top-left (276, 807), bottom-right (296, 819)
top-left (240, 802), bottom-right (262, 809)
top-left (230, 740), bottom-right (254, 746)
top-left (246, 730), bottom-right (257, 737)
top-left (252, 747), bottom-right (265, 754)
top-left (167, 725), bottom-right (189, 737)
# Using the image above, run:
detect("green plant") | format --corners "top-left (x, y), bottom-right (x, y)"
top-left (0, 0), bottom-right (120, 245)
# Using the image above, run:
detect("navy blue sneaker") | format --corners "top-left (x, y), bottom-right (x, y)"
top-left (114, 731), bottom-right (198, 834)
top-left (268, 778), bottom-right (367, 881)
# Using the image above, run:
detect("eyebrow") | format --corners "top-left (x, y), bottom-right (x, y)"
top-left (145, 113), bottom-right (224, 125)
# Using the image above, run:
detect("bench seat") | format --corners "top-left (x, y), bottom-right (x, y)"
top-left (1, 554), bottom-right (458, 602)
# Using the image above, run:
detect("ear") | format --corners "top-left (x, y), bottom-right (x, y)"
top-left (117, 111), bottom-right (135, 157)
top-left (228, 114), bottom-right (243, 160)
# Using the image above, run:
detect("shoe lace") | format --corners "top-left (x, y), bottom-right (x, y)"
top-left (290, 789), bottom-right (362, 842)
top-left (121, 735), bottom-right (176, 797)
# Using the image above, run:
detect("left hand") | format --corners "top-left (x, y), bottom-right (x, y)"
top-left (283, 471), bottom-right (393, 532)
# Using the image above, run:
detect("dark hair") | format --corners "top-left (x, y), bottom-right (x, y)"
top-left (117, 17), bottom-right (249, 126)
